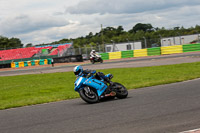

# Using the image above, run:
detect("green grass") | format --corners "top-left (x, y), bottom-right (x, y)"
top-left (1, 62), bottom-right (200, 110)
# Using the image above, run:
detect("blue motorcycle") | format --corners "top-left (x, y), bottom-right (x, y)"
top-left (74, 73), bottom-right (128, 103)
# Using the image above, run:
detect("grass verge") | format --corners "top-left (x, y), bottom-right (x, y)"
top-left (1, 62), bottom-right (200, 110)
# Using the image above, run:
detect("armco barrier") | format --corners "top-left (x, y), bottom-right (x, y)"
top-left (121, 50), bottom-right (134, 58)
top-left (134, 49), bottom-right (147, 57)
top-left (183, 43), bottom-right (200, 52)
top-left (100, 53), bottom-right (109, 60)
top-left (147, 47), bottom-right (161, 56)
top-left (161, 45), bottom-right (183, 55)
top-left (109, 51), bottom-right (122, 59)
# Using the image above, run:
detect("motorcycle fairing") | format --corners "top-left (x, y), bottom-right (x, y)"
top-left (74, 77), bottom-right (87, 92)
top-left (83, 78), bottom-right (107, 96)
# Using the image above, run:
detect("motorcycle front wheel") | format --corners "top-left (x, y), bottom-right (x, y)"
top-left (99, 58), bottom-right (103, 63)
top-left (112, 82), bottom-right (128, 99)
top-left (79, 86), bottom-right (99, 104)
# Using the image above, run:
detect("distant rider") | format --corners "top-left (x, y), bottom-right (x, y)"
top-left (90, 50), bottom-right (97, 59)
top-left (73, 65), bottom-right (113, 85)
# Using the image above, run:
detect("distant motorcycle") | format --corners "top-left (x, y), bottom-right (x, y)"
top-left (90, 54), bottom-right (103, 64)
top-left (74, 73), bottom-right (128, 103)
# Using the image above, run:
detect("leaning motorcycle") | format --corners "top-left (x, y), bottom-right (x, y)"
top-left (90, 54), bottom-right (103, 64)
top-left (74, 73), bottom-right (128, 103)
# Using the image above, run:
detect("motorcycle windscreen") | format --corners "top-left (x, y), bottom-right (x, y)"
top-left (83, 79), bottom-right (107, 96)
top-left (74, 77), bottom-right (87, 92)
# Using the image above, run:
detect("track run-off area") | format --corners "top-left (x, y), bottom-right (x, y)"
top-left (0, 52), bottom-right (200, 133)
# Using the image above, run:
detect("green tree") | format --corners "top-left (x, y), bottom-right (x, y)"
top-left (129, 23), bottom-right (154, 33)
top-left (25, 43), bottom-right (33, 47)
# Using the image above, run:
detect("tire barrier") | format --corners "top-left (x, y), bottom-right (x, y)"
top-left (98, 43), bottom-right (200, 60)
top-left (121, 50), bottom-right (134, 58)
top-left (11, 58), bottom-right (52, 68)
top-left (19, 62), bottom-right (24, 68)
top-left (147, 47), bottom-right (161, 56)
top-left (134, 49), bottom-right (148, 57)
top-left (183, 43), bottom-right (200, 52)
top-left (109, 51), bottom-right (122, 59)
top-left (9, 43), bottom-right (200, 68)
top-left (11, 62), bottom-right (15, 68)
top-left (161, 45), bottom-right (183, 55)
top-left (100, 53), bottom-right (109, 60)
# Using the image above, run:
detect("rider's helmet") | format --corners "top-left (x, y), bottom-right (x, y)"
top-left (92, 50), bottom-right (96, 53)
top-left (73, 65), bottom-right (83, 76)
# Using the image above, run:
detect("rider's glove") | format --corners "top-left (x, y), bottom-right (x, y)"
top-left (86, 73), bottom-right (92, 78)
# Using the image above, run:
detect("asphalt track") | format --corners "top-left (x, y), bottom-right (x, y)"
top-left (1, 52), bottom-right (200, 133)
top-left (0, 78), bottom-right (200, 133)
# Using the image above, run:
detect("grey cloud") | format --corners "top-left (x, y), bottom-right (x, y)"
top-left (0, 14), bottom-right (69, 36)
top-left (65, 0), bottom-right (200, 14)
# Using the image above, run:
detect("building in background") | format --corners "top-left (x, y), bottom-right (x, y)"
top-left (161, 34), bottom-right (200, 46)
top-left (105, 41), bottom-right (142, 52)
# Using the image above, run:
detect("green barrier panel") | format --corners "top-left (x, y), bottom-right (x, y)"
top-left (183, 43), bottom-right (200, 52)
top-left (147, 47), bottom-right (161, 56)
top-left (100, 53), bottom-right (109, 60)
top-left (15, 62), bottom-right (19, 68)
top-left (31, 60), bottom-right (35, 66)
top-left (24, 61), bottom-right (28, 67)
top-left (47, 58), bottom-right (52, 64)
top-left (121, 50), bottom-right (133, 58)
top-left (39, 59), bottom-right (44, 65)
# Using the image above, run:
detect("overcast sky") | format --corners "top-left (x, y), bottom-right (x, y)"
top-left (0, 0), bottom-right (200, 45)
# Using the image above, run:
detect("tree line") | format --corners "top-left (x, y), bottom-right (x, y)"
top-left (1, 23), bottom-right (200, 49)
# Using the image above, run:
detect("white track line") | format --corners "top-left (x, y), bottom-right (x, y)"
top-left (180, 128), bottom-right (200, 133)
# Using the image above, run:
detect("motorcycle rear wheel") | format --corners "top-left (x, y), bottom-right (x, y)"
top-left (90, 60), bottom-right (95, 64)
top-left (79, 87), bottom-right (99, 103)
top-left (112, 82), bottom-right (128, 99)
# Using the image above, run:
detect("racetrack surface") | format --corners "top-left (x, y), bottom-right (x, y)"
top-left (1, 52), bottom-right (200, 76)
top-left (0, 78), bottom-right (200, 133)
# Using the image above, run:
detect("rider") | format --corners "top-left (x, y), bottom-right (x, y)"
top-left (90, 50), bottom-right (97, 59)
top-left (73, 65), bottom-right (113, 85)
